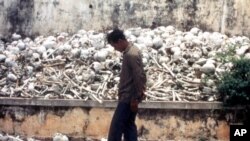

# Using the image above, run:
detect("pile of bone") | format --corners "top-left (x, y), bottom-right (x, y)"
top-left (0, 132), bottom-right (107, 141)
top-left (0, 133), bottom-right (38, 141)
top-left (0, 26), bottom-right (250, 102)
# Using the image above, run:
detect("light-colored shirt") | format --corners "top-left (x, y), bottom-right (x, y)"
top-left (118, 44), bottom-right (146, 103)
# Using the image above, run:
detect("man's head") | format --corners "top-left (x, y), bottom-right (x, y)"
top-left (107, 28), bottom-right (128, 52)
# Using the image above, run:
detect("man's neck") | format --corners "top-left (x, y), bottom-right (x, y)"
top-left (123, 42), bottom-right (131, 54)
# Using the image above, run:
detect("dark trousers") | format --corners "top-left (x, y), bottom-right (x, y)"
top-left (108, 102), bottom-right (138, 141)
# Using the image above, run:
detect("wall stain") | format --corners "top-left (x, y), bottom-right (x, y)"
top-left (111, 4), bottom-right (120, 28)
top-left (225, 0), bottom-right (236, 29)
top-left (1, 0), bottom-right (250, 38)
top-left (166, 0), bottom-right (177, 12)
top-left (53, 0), bottom-right (60, 7)
top-left (181, 0), bottom-right (198, 31)
top-left (160, 0), bottom-right (177, 26)
top-left (124, 1), bottom-right (135, 15)
top-left (6, 0), bottom-right (34, 37)
top-left (0, 1), bottom-right (4, 7)
top-left (89, 4), bottom-right (93, 9)
top-left (124, 2), bottom-right (144, 28)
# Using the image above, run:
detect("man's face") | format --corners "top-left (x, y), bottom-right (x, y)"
top-left (110, 40), bottom-right (123, 52)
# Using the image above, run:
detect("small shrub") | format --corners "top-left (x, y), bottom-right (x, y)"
top-left (216, 43), bottom-right (237, 63)
top-left (217, 58), bottom-right (250, 106)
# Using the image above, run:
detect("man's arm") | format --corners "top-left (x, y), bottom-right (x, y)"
top-left (129, 52), bottom-right (147, 102)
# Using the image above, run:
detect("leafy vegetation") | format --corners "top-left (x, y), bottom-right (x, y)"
top-left (216, 43), bottom-right (238, 63)
top-left (217, 58), bottom-right (250, 105)
top-left (216, 43), bottom-right (250, 126)
top-left (214, 43), bottom-right (249, 105)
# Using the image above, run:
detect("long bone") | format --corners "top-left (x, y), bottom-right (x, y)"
top-left (63, 72), bottom-right (102, 103)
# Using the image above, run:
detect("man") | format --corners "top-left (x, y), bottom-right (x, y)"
top-left (107, 28), bottom-right (147, 141)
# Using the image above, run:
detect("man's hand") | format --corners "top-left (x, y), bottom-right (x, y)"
top-left (138, 90), bottom-right (146, 103)
top-left (130, 99), bottom-right (139, 112)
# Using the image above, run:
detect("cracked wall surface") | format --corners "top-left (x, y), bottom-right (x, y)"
top-left (0, 0), bottom-right (250, 38)
top-left (0, 106), bottom-right (245, 140)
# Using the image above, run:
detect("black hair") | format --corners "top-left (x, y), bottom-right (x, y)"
top-left (107, 28), bottom-right (126, 44)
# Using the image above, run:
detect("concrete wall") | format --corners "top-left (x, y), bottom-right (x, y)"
top-left (0, 0), bottom-right (250, 38)
top-left (0, 106), bottom-right (246, 140)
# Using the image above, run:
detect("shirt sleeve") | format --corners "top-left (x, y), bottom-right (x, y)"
top-left (128, 51), bottom-right (147, 100)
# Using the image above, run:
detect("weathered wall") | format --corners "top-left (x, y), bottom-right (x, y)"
top-left (0, 106), bottom-right (246, 140)
top-left (0, 0), bottom-right (250, 38)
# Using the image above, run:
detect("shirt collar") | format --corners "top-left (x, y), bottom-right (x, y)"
top-left (123, 43), bottom-right (132, 54)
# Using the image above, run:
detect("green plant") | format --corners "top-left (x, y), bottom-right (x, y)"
top-left (203, 43), bottom-right (238, 87)
top-left (216, 43), bottom-right (239, 63)
top-left (216, 43), bottom-right (250, 127)
top-left (217, 58), bottom-right (250, 106)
